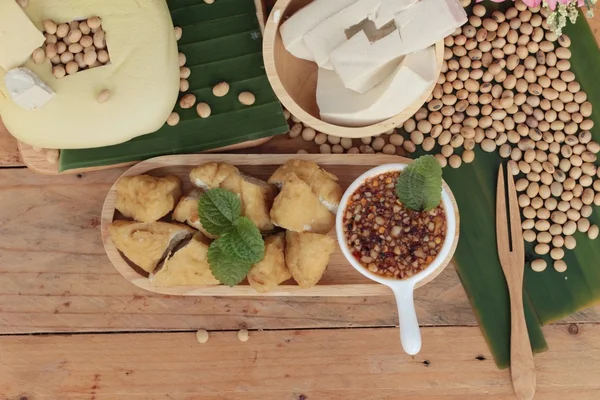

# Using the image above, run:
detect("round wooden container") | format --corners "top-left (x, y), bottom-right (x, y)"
top-left (263, 0), bottom-right (445, 138)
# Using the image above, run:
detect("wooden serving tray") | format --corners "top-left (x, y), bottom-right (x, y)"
top-left (100, 153), bottom-right (441, 297)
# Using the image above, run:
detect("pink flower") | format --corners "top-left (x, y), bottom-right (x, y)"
top-left (474, 0), bottom-right (587, 9)
top-left (522, 0), bottom-right (542, 6)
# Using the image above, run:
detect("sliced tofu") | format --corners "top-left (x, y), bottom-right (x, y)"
top-left (303, 0), bottom-right (383, 70)
top-left (108, 221), bottom-right (195, 273)
top-left (317, 46), bottom-right (437, 126)
top-left (189, 162), bottom-right (240, 190)
top-left (0, 1), bottom-right (44, 70)
top-left (285, 231), bottom-right (336, 288)
top-left (330, 31), bottom-right (403, 94)
top-left (268, 159), bottom-right (342, 213)
top-left (151, 234), bottom-right (220, 287)
top-left (329, 0), bottom-right (465, 93)
top-left (219, 173), bottom-right (277, 232)
top-left (280, 0), bottom-right (356, 61)
top-left (172, 189), bottom-right (217, 239)
top-left (270, 173), bottom-right (335, 234)
top-left (393, 0), bottom-right (467, 55)
top-left (115, 174), bottom-right (182, 223)
top-left (247, 233), bottom-right (291, 293)
top-left (190, 163), bottom-right (277, 232)
top-left (371, 0), bottom-right (418, 28)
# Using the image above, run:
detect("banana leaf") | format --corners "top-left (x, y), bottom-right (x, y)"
top-left (59, 0), bottom-right (288, 172)
top-left (414, 3), bottom-right (600, 368)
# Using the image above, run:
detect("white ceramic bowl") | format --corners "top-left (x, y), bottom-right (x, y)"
top-left (336, 163), bottom-right (460, 355)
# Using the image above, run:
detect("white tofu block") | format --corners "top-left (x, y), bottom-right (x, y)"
top-left (330, 0), bottom-right (466, 92)
top-left (393, 0), bottom-right (467, 54)
top-left (330, 31), bottom-right (403, 93)
top-left (280, 0), bottom-right (357, 61)
top-left (4, 68), bottom-right (55, 111)
top-left (303, 0), bottom-right (385, 70)
top-left (317, 46), bottom-right (436, 127)
top-left (371, 0), bottom-right (418, 28)
top-left (0, 1), bottom-right (45, 70)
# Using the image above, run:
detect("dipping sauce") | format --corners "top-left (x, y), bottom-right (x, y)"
top-left (343, 171), bottom-right (447, 279)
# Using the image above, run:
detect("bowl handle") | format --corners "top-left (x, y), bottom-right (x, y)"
top-left (391, 283), bottom-right (421, 355)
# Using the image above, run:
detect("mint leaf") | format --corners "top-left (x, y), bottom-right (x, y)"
top-left (395, 155), bottom-right (443, 212)
top-left (198, 188), bottom-right (241, 235)
top-left (207, 241), bottom-right (252, 287)
top-left (218, 217), bottom-right (265, 264)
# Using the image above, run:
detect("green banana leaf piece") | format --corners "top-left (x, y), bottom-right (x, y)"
top-left (59, 0), bottom-right (287, 171)
top-left (414, 3), bottom-right (600, 368)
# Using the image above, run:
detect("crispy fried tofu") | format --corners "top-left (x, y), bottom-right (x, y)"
top-left (109, 221), bottom-right (195, 273)
top-left (268, 159), bottom-right (342, 213)
top-left (151, 234), bottom-right (220, 287)
top-left (219, 173), bottom-right (276, 231)
top-left (270, 173), bottom-right (335, 234)
top-left (285, 231), bottom-right (336, 288)
top-left (190, 162), bottom-right (276, 231)
top-left (115, 174), bottom-right (182, 222)
top-left (172, 189), bottom-right (217, 239)
top-left (247, 233), bottom-right (291, 293)
top-left (189, 162), bottom-right (240, 190)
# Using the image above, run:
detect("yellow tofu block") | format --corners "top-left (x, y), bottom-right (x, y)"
top-left (0, 0), bottom-right (44, 70)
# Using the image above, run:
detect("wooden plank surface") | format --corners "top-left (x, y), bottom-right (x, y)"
top-left (0, 166), bottom-right (598, 334)
top-left (0, 166), bottom-right (473, 333)
top-left (1, 325), bottom-right (598, 400)
top-left (0, 13), bottom-right (599, 400)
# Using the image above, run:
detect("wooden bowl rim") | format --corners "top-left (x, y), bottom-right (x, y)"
top-left (100, 153), bottom-right (460, 297)
top-left (262, 0), bottom-right (445, 139)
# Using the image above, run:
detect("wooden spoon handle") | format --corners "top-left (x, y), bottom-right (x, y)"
top-left (509, 288), bottom-right (536, 400)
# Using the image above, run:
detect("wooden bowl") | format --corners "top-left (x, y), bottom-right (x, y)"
top-left (100, 153), bottom-right (458, 297)
top-left (263, 0), bottom-right (445, 138)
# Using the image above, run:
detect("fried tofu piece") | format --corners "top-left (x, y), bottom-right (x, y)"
top-left (268, 159), bottom-right (342, 213)
top-left (189, 162), bottom-right (240, 190)
top-left (115, 174), bottom-right (182, 222)
top-left (151, 234), bottom-right (220, 287)
top-left (109, 221), bottom-right (195, 273)
top-left (270, 173), bottom-right (335, 234)
top-left (219, 173), bottom-right (276, 231)
top-left (247, 233), bottom-right (291, 293)
top-left (190, 162), bottom-right (276, 231)
top-left (285, 231), bottom-right (336, 288)
top-left (172, 189), bottom-right (217, 239)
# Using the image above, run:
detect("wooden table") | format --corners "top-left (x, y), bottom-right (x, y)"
top-left (2, 18), bottom-right (600, 400)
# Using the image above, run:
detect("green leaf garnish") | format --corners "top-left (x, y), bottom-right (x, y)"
top-left (198, 188), bottom-right (241, 235)
top-left (395, 155), bottom-right (443, 212)
top-left (218, 217), bottom-right (265, 264)
top-left (207, 241), bottom-right (252, 287)
top-left (198, 188), bottom-right (265, 286)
